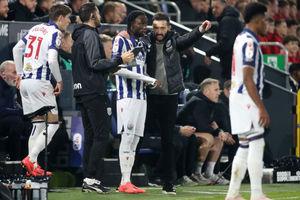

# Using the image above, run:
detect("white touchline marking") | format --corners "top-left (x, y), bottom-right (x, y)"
top-left (273, 197), bottom-right (300, 200)
top-left (184, 190), bottom-right (227, 194)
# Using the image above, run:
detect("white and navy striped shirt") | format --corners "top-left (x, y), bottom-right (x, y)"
top-left (112, 34), bottom-right (150, 100)
top-left (231, 28), bottom-right (264, 98)
top-left (21, 21), bottom-right (61, 81)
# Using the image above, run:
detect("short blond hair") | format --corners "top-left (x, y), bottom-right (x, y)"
top-left (199, 78), bottom-right (219, 92)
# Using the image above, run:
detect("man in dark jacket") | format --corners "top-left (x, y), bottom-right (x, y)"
top-left (8, 0), bottom-right (37, 21)
top-left (142, 12), bottom-right (211, 194)
top-left (204, 0), bottom-right (243, 80)
top-left (177, 78), bottom-right (234, 184)
top-left (0, 60), bottom-right (24, 161)
top-left (71, 2), bottom-right (134, 194)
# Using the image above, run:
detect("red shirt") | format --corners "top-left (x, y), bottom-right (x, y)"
top-left (288, 55), bottom-right (300, 63)
top-left (270, 32), bottom-right (284, 54)
top-left (279, 52), bottom-right (300, 63)
top-left (258, 35), bottom-right (272, 54)
top-left (274, 14), bottom-right (287, 20)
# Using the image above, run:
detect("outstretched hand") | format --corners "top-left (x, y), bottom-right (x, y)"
top-left (200, 20), bottom-right (211, 32)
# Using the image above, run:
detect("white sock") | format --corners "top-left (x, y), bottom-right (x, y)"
top-left (28, 121), bottom-right (45, 153)
top-left (119, 133), bottom-right (136, 185)
top-left (29, 122), bottom-right (59, 163)
top-left (248, 138), bottom-right (265, 199)
top-left (205, 162), bottom-right (216, 178)
top-left (195, 162), bottom-right (204, 175)
top-left (227, 144), bottom-right (248, 198)
top-left (128, 135), bottom-right (140, 173)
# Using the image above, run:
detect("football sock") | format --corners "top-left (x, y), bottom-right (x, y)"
top-left (28, 120), bottom-right (45, 154)
top-left (205, 162), bottom-right (216, 178)
top-left (248, 138), bottom-right (265, 199)
top-left (195, 162), bottom-right (204, 175)
top-left (227, 141), bottom-right (248, 198)
top-left (29, 122), bottom-right (59, 163)
top-left (119, 133), bottom-right (136, 185)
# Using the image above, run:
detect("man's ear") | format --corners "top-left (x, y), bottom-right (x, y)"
top-left (0, 71), bottom-right (6, 79)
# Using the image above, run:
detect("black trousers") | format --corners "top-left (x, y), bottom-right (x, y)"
top-left (146, 94), bottom-right (178, 184)
top-left (175, 134), bottom-right (198, 178)
top-left (78, 95), bottom-right (111, 180)
top-left (0, 115), bottom-right (24, 160)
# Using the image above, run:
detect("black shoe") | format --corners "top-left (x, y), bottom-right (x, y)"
top-left (148, 177), bottom-right (163, 187)
top-left (162, 183), bottom-right (176, 195)
top-left (82, 178), bottom-right (110, 193)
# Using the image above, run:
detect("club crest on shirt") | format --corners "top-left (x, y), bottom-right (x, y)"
top-left (127, 123), bottom-right (134, 130)
top-left (107, 107), bottom-right (112, 116)
top-left (165, 39), bottom-right (173, 53)
top-left (24, 63), bottom-right (32, 72)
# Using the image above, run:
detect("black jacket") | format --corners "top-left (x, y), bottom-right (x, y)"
top-left (0, 77), bottom-right (22, 118)
top-left (8, 1), bottom-right (37, 21)
top-left (206, 6), bottom-right (243, 79)
top-left (215, 93), bottom-right (231, 133)
top-left (177, 91), bottom-right (222, 136)
top-left (142, 27), bottom-right (205, 94)
top-left (71, 24), bottom-right (123, 97)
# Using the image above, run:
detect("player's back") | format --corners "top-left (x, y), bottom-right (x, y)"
top-left (22, 22), bottom-right (61, 81)
top-left (231, 28), bottom-right (264, 98)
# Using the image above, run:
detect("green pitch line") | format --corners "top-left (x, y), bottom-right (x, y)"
top-left (48, 184), bottom-right (300, 200)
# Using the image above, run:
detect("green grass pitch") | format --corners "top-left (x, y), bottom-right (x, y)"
top-left (48, 183), bottom-right (300, 200)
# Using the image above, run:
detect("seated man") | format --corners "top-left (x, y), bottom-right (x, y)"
top-left (177, 78), bottom-right (234, 184)
top-left (0, 60), bottom-right (24, 161)
top-left (282, 35), bottom-right (300, 63)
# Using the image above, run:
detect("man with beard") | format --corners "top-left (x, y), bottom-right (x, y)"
top-left (112, 10), bottom-right (161, 194)
top-left (71, 2), bottom-right (134, 194)
top-left (143, 12), bottom-right (211, 194)
top-left (0, 61), bottom-right (24, 161)
top-left (0, 0), bottom-right (9, 20)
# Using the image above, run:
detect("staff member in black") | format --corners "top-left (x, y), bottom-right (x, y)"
top-left (71, 2), bottom-right (134, 193)
top-left (142, 12), bottom-right (211, 194)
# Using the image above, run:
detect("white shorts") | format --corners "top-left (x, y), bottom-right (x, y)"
top-left (20, 79), bottom-right (57, 115)
top-left (117, 98), bottom-right (147, 137)
top-left (230, 93), bottom-right (264, 135)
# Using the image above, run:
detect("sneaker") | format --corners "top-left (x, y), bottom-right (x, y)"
top-left (226, 196), bottom-right (246, 200)
top-left (30, 168), bottom-right (52, 176)
top-left (250, 195), bottom-right (272, 200)
top-left (177, 175), bottom-right (198, 186)
top-left (82, 178), bottom-right (110, 193)
top-left (162, 183), bottom-right (176, 195)
top-left (206, 174), bottom-right (230, 185)
top-left (190, 173), bottom-right (212, 185)
top-left (148, 177), bottom-right (163, 187)
top-left (22, 156), bottom-right (35, 175)
top-left (118, 182), bottom-right (137, 194)
top-left (131, 183), bottom-right (146, 193)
